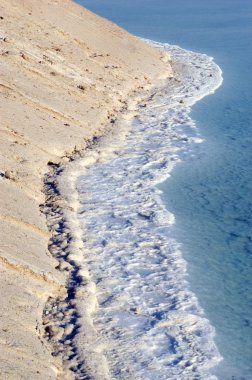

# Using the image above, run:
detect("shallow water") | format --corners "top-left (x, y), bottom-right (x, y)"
top-left (76, 1), bottom-right (252, 379)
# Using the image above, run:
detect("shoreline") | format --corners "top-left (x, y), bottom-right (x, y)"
top-left (63, 41), bottom-right (223, 379)
top-left (41, 86), bottom-right (165, 378)
top-left (0, 1), bottom-right (224, 378)
top-left (0, 1), bottom-right (172, 378)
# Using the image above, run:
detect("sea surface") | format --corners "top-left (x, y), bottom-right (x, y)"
top-left (76, 1), bottom-right (252, 379)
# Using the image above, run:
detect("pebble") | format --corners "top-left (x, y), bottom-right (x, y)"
top-left (43, 317), bottom-right (50, 325)
top-left (64, 324), bottom-right (74, 336)
top-left (4, 170), bottom-right (16, 180)
top-left (63, 339), bottom-right (71, 346)
top-left (59, 261), bottom-right (72, 271)
top-left (130, 307), bottom-right (141, 315)
top-left (45, 325), bottom-right (58, 338)
top-left (53, 327), bottom-right (64, 340)
top-left (60, 240), bottom-right (68, 249)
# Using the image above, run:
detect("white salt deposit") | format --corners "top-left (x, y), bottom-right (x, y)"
top-left (65, 42), bottom-right (223, 379)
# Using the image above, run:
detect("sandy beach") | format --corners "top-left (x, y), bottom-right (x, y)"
top-left (0, 0), bottom-right (172, 378)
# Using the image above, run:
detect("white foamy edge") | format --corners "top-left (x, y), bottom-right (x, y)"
top-left (58, 41), bottom-right (223, 379)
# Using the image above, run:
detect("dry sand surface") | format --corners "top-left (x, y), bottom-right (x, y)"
top-left (0, 0), bottom-right (172, 378)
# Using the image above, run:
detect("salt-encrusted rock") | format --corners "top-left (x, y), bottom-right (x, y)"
top-left (64, 323), bottom-right (74, 337)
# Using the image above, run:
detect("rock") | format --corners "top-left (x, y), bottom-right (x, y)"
top-left (53, 327), bottom-right (64, 340)
top-left (63, 310), bottom-right (71, 317)
top-left (44, 325), bottom-right (58, 338)
top-left (130, 307), bottom-right (141, 315)
top-left (43, 317), bottom-right (50, 325)
top-left (4, 170), bottom-right (16, 180)
top-left (63, 339), bottom-right (71, 346)
top-left (60, 261), bottom-right (72, 271)
top-left (64, 323), bottom-right (74, 337)
top-left (20, 53), bottom-right (29, 61)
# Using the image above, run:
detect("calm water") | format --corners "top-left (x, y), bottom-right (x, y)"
top-left (76, 1), bottom-right (252, 379)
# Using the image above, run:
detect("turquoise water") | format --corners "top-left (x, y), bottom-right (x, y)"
top-left (76, 1), bottom-right (252, 379)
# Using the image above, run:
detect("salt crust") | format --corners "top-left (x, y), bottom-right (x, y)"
top-left (58, 41), bottom-right (223, 379)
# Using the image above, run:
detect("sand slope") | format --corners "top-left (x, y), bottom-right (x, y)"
top-left (0, 0), bottom-right (171, 378)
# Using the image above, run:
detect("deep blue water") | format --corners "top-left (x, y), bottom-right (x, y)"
top-left (76, 1), bottom-right (252, 379)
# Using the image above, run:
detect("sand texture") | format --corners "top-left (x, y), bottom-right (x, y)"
top-left (0, 0), bottom-right (172, 378)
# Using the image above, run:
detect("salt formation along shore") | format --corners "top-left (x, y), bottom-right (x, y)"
top-left (65, 42), bottom-right (223, 379)
top-left (0, 0), bottom-right (172, 378)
